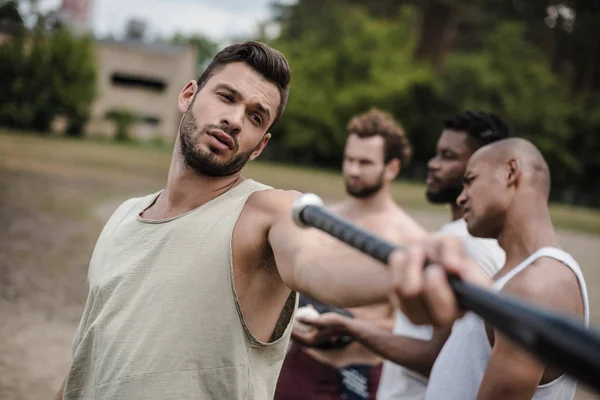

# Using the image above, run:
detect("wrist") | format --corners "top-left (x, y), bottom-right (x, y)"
top-left (342, 317), bottom-right (361, 336)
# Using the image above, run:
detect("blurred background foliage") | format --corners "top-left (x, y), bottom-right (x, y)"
top-left (1, 0), bottom-right (600, 206)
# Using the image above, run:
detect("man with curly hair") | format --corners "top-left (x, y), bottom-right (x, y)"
top-left (274, 108), bottom-right (428, 400)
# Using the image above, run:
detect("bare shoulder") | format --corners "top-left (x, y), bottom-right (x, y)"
top-left (387, 206), bottom-right (428, 244)
top-left (245, 188), bottom-right (302, 220)
top-left (502, 256), bottom-right (585, 320)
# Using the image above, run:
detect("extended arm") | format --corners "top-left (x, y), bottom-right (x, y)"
top-left (347, 321), bottom-right (450, 377)
top-left (302, 312), bottom-right (449, 377)
top-left (265, 190), bottom-right (391, 307)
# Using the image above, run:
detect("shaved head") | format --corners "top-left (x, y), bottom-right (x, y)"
top-left (457, 138), bottom-right (552, 238)
top-left (473, 138), bottom-right (551, 199)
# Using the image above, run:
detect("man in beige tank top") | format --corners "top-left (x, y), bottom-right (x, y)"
top-left (274, 109), bottom-right (427, 399)
top-left (55, 42), bottom-right (395, 400)
top-left (389, 138), bottom-right (588, 399)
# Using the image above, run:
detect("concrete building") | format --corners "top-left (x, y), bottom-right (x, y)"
top-left (85, 38), bottom-right (197, 143)
top-left (0, 0), bottom-right (198, 142)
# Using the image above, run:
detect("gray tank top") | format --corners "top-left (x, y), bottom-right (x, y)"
top-left (425, 247), bottom-right (589, 400)
top-left (63, 179), bottom-right (298, 400)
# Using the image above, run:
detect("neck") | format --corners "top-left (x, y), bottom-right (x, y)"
top-left (450, 202), bottom-right (463, 221)
top-left (154, 147), bottom-right (244, 219)
top-left (497, 198), bottom-right (559, 267)
top-left (348, 186), bottom-right (394, 212)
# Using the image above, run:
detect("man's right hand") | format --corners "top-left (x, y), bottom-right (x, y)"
top-left (389, 236), bottom-right (493, 328)
top-left (291, 317), bottom-right (342, 347)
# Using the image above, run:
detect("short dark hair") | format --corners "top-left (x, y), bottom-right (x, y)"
top-left (196, 41), bottom-right (291, 129)
top-left (443, 110), bottom-right (511, 151)
top-left (346, 108), bottom-right (412, 167)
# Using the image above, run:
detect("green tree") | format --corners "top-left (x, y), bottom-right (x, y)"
top-left (267, 4), bottom-right (445, 174)
top-left (0, 7), bottom-right (97, 135)
top-left (441, 22), bottom-right (580, 187)
top-left (105, 109), bottom-right (138, 142)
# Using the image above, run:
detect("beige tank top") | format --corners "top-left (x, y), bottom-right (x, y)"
top-left (64, 179), bottom-right (298, 400)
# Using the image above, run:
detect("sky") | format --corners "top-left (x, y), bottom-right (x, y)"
top-left (29, 0), bottom-right (295, 43)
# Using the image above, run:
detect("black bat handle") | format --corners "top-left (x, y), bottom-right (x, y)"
top-left (296, 202), bottom-right (398, 263)
top-left (295, 202), bottom-right (475, 306)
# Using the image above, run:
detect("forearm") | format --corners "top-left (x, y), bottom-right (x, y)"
top-left (293, 245), bottom-right (390, 307)
top-left (269, 201), bottom-right (391, 308)
top-left (346, 319), bottom-right (447, 377)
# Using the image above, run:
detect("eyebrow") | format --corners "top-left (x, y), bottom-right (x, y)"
top-left (215, 83), bottom-right (271, 123)
top-left (439, 146), bottom-right (456, 153)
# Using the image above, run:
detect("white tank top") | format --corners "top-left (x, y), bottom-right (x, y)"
top-left (376, 219), bottom-right (505, 400)
top-left (425, 247), bottom-right (589, 400)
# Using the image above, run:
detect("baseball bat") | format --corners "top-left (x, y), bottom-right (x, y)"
top-left (291, 193), bottom-right (600, 393)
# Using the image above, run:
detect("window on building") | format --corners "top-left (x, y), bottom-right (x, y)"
top-left (111, 73), bottom-right (167, 92)
top-left (140, 115), bottom-right (161, 125)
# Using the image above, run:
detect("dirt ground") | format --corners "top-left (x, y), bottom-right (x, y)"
top-left (1, 134), bottom-right (599, 399)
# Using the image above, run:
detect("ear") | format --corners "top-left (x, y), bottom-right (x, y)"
top-left (384, 158), bottom-right (401, 181)
top-left (178, 80), bottom-right (198, 113)
top-left (506, 158), bottom-right (520, 188)
top-left (249, 133), bottom-right (272, 161)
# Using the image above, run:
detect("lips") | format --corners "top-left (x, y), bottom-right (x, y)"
top-left (426, 174), bottom-right (439, 186)
top-left (209, 130), bottom-right (234, 149)
top-left (462, 207), bottom-right (471, 218)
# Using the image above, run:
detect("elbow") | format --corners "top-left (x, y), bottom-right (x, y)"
top-left (288, 254), bottom-right (342, 307)
top-left (285, 252), bottom-right (311, 294)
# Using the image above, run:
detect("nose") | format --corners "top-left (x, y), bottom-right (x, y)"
top-left (345, 160), bottom-right (360, 176)
top-left (221, 106), bottom-right (244, 136)
top-left (427, 155), bottom-right (439, 172)
top-left (456, 188), bottom-right (467, 208)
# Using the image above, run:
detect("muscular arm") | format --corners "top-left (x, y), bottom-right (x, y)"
top-left (477, 332), bottom-right (544, 400)
top-left (300, 310), bottom-right (449, 378)
top-left (264, 190), bottom-right (392, 307)
top-left (346, 320), bottom-right (450, 377)
top-left (477, 258), bottom-right (585, 399)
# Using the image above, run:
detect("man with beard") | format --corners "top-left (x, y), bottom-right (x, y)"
top-left (274, 109), bottom-right (427, 400)
top-left (296, 111), bottom-right (510, 399)
top-left (55, 42), bottom-right (397, 400)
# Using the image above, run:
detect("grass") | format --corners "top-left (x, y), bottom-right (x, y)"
top-left (2, 131), bottom-right (600, 235)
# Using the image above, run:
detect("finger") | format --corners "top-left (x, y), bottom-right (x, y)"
top-left (456, 257), bottom-right (493, 287)
top-left (389, 249), bottom-right (407, 311)
top-left (394, 246), bottom-right (435, 325)
top-left (429, 237), bottom-right (493, 287)
top-left (423, 264), bottom-right (462, 327)
top-left (426, 236), bottom-right (465, 275)
top-left (300, 318), bottom-right (325, 329)
top-left (314, 328), bottom-right (338, 343)
top-left (291, 330), bottom-right (311, 343)
top-left (400, 245), bottom-right (426, 299)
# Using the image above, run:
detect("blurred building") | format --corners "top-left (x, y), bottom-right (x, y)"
top-left (86, 39), bottom-right (197, 142)
top-left (57, 0), bottom-right (198, 142)
top-left (0, 0), bottom-right (198, 142)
